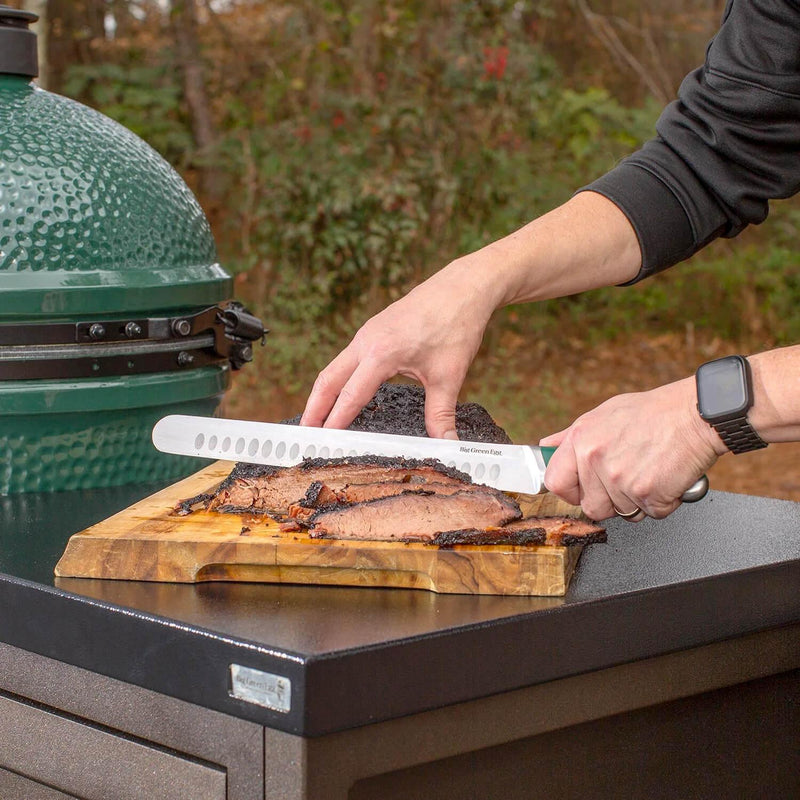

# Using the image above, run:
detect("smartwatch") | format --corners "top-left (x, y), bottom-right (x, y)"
top-left (695, 355), bottom-right (767, 454)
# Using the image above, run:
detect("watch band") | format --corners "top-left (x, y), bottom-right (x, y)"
top-left (713, 417), bottom-right (768, 454)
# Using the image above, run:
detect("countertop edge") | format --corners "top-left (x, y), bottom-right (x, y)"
top-left (2, 556), bottom-right (799, 736)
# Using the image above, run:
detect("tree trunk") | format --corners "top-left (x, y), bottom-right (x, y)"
top-left (45, 0), bottom-right (105, 92)
top-left (107, 0), bottom-right (134, 40)
top-left (170, 0), bottom-right (223, 204)
top-left (23, 0), bottom-right (48, 88)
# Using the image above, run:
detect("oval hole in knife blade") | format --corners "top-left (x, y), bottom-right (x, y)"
top-left (304, 445), bottom-right (316, 458)
top-left (319, 446), bottom-right (330, 458)
top-left (275, 441), bottom-right (286, 459)
top-left (262, 440), bottom-right (272, 458)
top-left (194, 433), bottom-right (204, 449)
top-left (222, 437), bottom-right (231, 453)
top-left (209, 435), bottom-right (218, 450)
top-left (248, 439), bottom-right (259, 457)
top-left (235, 438), bottom-right (245, 455)
top-left (289, 443), bottom-right (300, 459)
top-left (474, 463), bottom-right (485, 479)
top-left (489, 464), bottom-right (500, 480)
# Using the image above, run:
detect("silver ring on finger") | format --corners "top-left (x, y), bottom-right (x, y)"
top-left (612, 504), bottom-right (645, 522)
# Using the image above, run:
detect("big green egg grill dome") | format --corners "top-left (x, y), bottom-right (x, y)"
top-left (0, 6), bottom-right (265, 493)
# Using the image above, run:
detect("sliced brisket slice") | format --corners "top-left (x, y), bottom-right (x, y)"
top-left (431, 516), bottom-right (606, 548)
top-left (289, 481), bottom-right (340, 514)
top-left (307, 489), bottom-right (522, 542)
top-left (532, 516), bottom-right (606, 546)
top-left (338, 480), bottom-right (493, 504)
top-left (287, 479), bottom-right (506, 523)
top-left (206, 455), bottom-right (472, 515)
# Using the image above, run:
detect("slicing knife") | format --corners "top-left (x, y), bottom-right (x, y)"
top-left (152, 414), bottom-right (709, 501)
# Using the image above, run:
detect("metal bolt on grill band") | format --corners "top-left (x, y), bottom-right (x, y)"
top-left (0, 301), bottom-right (267, 380)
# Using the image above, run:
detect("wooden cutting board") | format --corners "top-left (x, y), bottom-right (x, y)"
top-left (55, 461), bottom-right (589, 596)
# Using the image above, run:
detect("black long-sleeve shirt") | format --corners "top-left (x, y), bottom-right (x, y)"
top-left (585, 0), bottom-right (800, 282)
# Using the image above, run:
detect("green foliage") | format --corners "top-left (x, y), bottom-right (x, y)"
top-left (58, 0), bottom-right (799, 392)
top-left (62, 62), bottom-right (193, 164)
top-left (205, 2), bottom-right (662, 377)
top-left (504, 225), bottom-right (800, 351)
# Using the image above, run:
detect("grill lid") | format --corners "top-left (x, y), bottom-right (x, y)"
top-left (0, 10), bottom-right (230, 319)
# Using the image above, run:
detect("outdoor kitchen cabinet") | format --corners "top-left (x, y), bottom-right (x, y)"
top-left (0, 768), bottom-right (80, 800)
top-left (0, 644), bottom-right (259, 800)
top-left (1, 484), bottom-right (798, 799)
top-left (0, 690), bottom-right (230, 799)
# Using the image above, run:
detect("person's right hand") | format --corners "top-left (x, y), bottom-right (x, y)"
top-left (300, 257), bottom-right (500, 438)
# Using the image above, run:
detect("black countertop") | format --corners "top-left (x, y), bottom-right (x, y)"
top-left (1, 483), bottom-right (799, 736)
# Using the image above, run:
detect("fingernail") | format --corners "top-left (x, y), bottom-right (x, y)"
top-left (442, 430), bottom-right (459, 440)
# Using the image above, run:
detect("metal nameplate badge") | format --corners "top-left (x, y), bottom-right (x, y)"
top-left (229, 664), bottom-right (291, 713)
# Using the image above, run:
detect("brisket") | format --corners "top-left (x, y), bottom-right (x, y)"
top-left (528, 516), bottom-right (607, 546)
top-left (337, 480), bottom-right (501, 504)
top-left (287, 479), bottom-right (513, 522)
top-left (180, 386), bottom-right (607, 551)
top-left (282, 382), bottom-right (512, 443)
top-left (431, 516), bottom-right (606, 548)
top-left (205, 455), bottom-right (472, 515)
top-left (307, 489), bottom-right (522, 542)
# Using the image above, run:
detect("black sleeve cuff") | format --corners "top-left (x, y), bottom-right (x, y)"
top-left (581, 162), bottom-right (698, 284)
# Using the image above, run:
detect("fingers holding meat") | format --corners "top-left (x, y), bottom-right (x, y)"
top-left (301, 259), bottom-right (499, 436)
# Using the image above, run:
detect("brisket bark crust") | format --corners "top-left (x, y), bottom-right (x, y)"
top-left (282, 382), bottom-right (512, 443)
top-left (431, 517), bottom-right (607, 548)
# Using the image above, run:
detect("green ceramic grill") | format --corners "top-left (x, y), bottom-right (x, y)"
top-left (0, 6), bottom-right (265, 494)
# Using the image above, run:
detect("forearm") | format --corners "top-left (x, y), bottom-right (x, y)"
top-left (302, 191), bottom-right (642, 435)
top-left (441, 190), bottom-right (641, 315)
top-left (748, 346), bottom-right (800, 444)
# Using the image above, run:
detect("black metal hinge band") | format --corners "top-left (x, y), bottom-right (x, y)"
top-left (0, 301), bottom-right (267, 380)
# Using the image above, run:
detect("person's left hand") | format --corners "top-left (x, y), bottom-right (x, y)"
top-left (539, 377), bottom-right (725, 521)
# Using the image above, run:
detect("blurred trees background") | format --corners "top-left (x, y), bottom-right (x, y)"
top-left (12, 1), bottom-right (800, 444)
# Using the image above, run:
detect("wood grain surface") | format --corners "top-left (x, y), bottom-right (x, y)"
top-left (55, 462), bottom-right (588, 596)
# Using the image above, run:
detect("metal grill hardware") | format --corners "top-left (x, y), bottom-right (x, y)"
top-left (0, 301), bottom-right (267, 380)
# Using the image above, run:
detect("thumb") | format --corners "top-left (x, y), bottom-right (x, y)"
top-left (423, 385), bottom-right (460, 440)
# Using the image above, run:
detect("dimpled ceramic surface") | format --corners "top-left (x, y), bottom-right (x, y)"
top-left (0, 75), bottom-right (234, 493)
top-left (0, 369), bottom-right (229, 494)
top-left (0, 396), bottom-right (221, 494)
top-left (0, 75), bottom-right (230, 317)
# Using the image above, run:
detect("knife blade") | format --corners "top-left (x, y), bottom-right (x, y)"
top-left (152, 415), bottom-right (709, 501)
top-left (152, 414), bottom-right (554, 494)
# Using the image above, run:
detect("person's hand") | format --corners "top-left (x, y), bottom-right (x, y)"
top-left (539, 377), bottom-right (725, 521)
top-left (300, 257), bottom-right (501, 438)
top-left (301, 193), bottom-right (643, 437)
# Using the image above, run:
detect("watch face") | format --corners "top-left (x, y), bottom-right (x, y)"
top-left (696, 356), bottom-right (750, 420)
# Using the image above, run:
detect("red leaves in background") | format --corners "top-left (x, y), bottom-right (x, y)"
top-left (483, 46), bottom-right (509, 80)
top-left (295, 124), bottom-right (312, 143)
